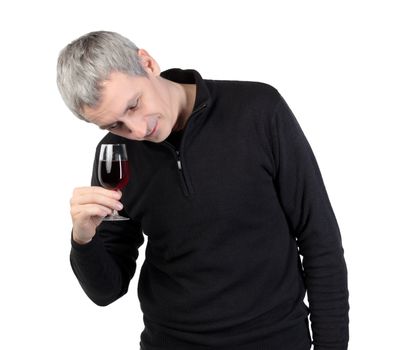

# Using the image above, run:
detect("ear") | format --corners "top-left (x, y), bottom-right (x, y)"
top-left (138, 49), bottom-right (161, 76)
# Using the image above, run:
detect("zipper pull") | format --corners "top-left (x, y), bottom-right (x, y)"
top-left (176, 151), bottom-right (182, 170)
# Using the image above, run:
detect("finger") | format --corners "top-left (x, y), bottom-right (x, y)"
top-left (71, 192), bottom-right (123, 210)
top-left (71, 203), bottom-right (113, 220)
top-left (72, 186), bottom-right (121, 199)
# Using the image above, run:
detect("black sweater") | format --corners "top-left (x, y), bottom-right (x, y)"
top-left (70, 69), bottom-right (349, 350)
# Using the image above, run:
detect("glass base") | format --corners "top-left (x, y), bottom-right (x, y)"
top-left (102, 214), bottom-right (130, 221)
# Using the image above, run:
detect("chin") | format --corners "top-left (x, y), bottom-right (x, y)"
top-left (156, 129), bottom-right (171, 143)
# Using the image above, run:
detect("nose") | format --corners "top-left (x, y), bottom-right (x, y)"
top-left (123, 116), bottom-right (148, 140)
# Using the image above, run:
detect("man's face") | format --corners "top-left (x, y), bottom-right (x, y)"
top-left (83, 63), bottom-right (179, 142)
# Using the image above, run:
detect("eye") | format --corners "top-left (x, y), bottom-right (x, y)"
top-left (128, 99), bottom-right (139, 112)
top-left (108, 122), bottom-right (122, 131)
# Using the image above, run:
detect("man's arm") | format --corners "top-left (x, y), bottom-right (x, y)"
top-left (69, 143), bottom-right (144, 306)
top-left (270, 95), bottom-right (349, 349)
top-left (70, 215), bottom-right (144, 306)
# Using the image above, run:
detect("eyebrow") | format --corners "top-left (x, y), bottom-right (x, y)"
top-left (98, 95), bottom-right (140, 130)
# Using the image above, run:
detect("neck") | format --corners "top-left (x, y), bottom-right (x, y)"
top-left (172, 83), bottom-right (196, 132)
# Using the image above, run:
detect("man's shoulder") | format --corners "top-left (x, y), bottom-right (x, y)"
top-left (96, 133), bottom-right (138, 149)
top-left (205, 78), bottom-right (282, 108)
top-left (206, 78), bottom-right (280, 100)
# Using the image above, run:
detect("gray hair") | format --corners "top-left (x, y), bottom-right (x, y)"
top-left (56, 31), bottom-right (147, 120)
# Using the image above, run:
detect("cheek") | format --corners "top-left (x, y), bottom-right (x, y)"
top-left (150, 83), bottom-right (172, 113)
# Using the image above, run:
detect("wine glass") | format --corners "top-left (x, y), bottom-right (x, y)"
top-left (98, 143), bottom-right (130, 221)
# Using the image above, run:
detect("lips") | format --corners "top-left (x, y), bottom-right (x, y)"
top-left (146, 116), bottom-right (158, 137)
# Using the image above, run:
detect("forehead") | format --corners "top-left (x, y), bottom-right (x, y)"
top-left (82, 72), bottom-right (145, 123)
top-left (101, 71), bottom-right (143, 91)
top-left (99, 71), bottom-right (145, 104)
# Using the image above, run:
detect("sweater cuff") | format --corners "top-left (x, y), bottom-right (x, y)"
top-left (70, 231), bottom-right (100, 255)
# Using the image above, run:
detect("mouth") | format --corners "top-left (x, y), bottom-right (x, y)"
top-left (146, 119), bottom-right (158, 137)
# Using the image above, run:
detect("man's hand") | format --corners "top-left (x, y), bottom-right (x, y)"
top-left (70, 186), bottom-right (123, 244)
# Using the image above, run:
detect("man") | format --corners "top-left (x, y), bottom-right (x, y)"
top-left (57, 31), bottom-right (349, 350)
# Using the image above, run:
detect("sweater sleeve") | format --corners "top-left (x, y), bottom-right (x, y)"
top-left (270, 94), bottom-right (349, 349)
top-left (70, 144), bottom-right (144, 306)
top-left (70, 218), bottom-right (144, 306)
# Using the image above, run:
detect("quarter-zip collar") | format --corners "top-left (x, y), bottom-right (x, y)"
top-left (158, 69), bottom-right (211, 197)
top-left (160, 68), bottom-right (211, 116)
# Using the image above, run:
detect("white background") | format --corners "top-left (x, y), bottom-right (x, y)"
top-left (0, 0), bottom-right (405, 349)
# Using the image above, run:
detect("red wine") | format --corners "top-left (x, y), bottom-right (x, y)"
top-left (98, 160), bottom-right (129, 190)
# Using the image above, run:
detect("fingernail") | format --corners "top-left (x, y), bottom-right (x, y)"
top-left (116, 202), bottom-right (124, 210)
